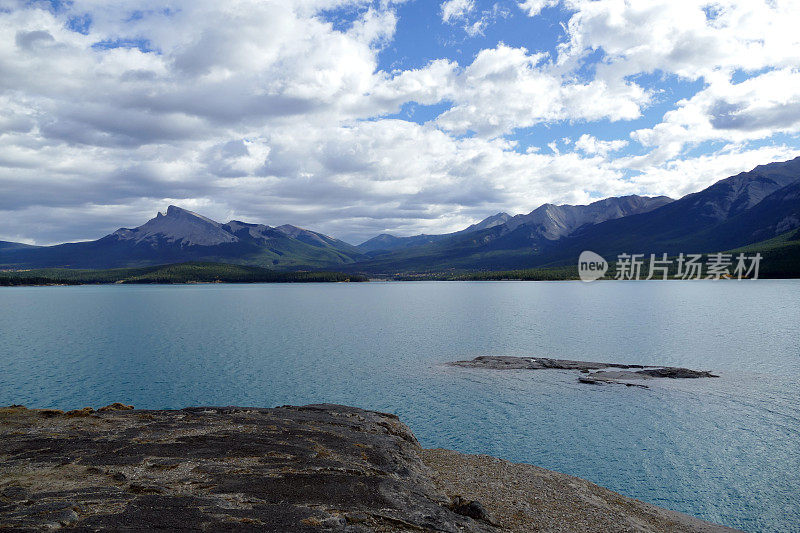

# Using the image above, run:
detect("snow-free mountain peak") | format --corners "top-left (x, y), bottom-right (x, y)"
top-left (222, 220), bottom-right (273, 241)
top-left (493, 195), bottom-right (673, 239)
top-left (356, 197), bottom-right (672, 254)
top-left (358, 212), bottom-right (514, 253)
top-left (274, 224), bottom-right (353, 249)
top-left (160, 205), bottom-right (219, 224)
top-left (113, 205), bottom-right (238, 247)
top-left (685, 158), bottom-right (800, 222)
top-left (456, 212), bottom-right (512, 234)
top-left (1, 207), bottom-right (365, 269)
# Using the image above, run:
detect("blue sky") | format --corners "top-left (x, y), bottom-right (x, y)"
top-left (1, 0), bottom-right (799, 244)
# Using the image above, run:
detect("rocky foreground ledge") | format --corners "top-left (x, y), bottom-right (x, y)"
top-left (449, 356), bottom-right (719, 388)
top-left (0, 404), bottom-right (737, 532)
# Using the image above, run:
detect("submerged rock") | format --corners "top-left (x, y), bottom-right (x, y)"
top-left (579, 374), bottom-right (650, 388)
top-left (0, 404), bottom-right (737, 532)
top-left (638, 367), bottom-right (719, 379)
top-left (449, 356), bottom-right (718, 387)
top-left (449, 355), bottom-right (636, 371)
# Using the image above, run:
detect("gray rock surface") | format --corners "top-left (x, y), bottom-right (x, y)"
top-left (1, 404), bottom-right (736, 532)
top-left (502, 195), bottom-right (673, 239)
top-left (113, 205), bottom-right (239, 247)
top-left (0, 404), bottom-right (493, 532)
top-left (448, 356), bottom-right (718, 388)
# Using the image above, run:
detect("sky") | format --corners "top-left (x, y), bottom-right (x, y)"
top-left (1, 0), bottom-right (800, 245)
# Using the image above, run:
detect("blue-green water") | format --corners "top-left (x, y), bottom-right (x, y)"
top-left (1, 281), bottom-right (798, 532)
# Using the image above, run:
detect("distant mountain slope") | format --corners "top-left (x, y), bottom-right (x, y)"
top-left (0, 206), bottom-right (364, 270)
top-left (4, 157), bottom-right (800, 274)
top-left (355, 198), bottom-right (673, 256)
top-left (357, 212), bottom-right (512, 254)
top-left (357, 233), bottom-right (448, 253)
top-left (351, 195), bottom-right (674, 272)
top-left (502, 195), bottom-right (673, 239)
top-left (273, 224), bottom-right (360, 253)
top-left (456, 212), bottom-right (512, 234)
top-left (112, 205), bottom-right (237, 246)
top-left (533, 157), bottom-right (800, 265)
top-left (0, 241), bottom-right (38, 252)
top-left (681, 177), bottom-right (800, 251)
top-left (726, 229), bottom-right (800, 279)
top-left (345, 157), bottom-right (800, 273)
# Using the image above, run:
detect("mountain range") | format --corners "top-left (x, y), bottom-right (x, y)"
top-left (2, 157), bottom-right (800, 274)
top-left (0, 205), bottom-right (363, 270)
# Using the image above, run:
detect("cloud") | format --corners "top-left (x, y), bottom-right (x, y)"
top-left (0, 1), bottom-right (407, 144)
top-left (0, 112), bottom-right (636, 244)
top-left (440, 0), bottom-right (511, 38)
top-left (518, 0), bottom-right (559, 17)
top-left (631, 69), bottom-right (800, 161)
top-left (553, 0), bottom-right (800, 80)
top-left (0, 0), bottom-right (798, 247)
top-left (574, 134), bottom-right (627, 156)
top-left (14, 29), bottom-right (55, 49)
top-left (441, 0), bottom-right (474, 23)
top-left (435, 44), bottom-right (650, 137)
top-left (621, 144), bottom-right (800, 200)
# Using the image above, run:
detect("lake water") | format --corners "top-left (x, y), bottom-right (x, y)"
top-left (1, 281), bottom-right (798, 532)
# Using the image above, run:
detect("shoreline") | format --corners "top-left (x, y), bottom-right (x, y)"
top-left (1, 404), bottom-right (739, 532)
top-left (3, 277), bottom-right (798, 287)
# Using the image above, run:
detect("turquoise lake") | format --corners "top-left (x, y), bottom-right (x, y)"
top-left (1, 281), bottom-right (798, 532)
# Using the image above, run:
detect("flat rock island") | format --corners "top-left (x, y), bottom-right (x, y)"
top-left (448, 356), bottom-right (719, 388)
top-left (0, 404), bottom-right (739, 532)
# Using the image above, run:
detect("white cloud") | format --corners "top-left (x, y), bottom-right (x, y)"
top-left (518, 0), bottom-right (800, 157)
top-left (574, 134), bottom-right (627, 156)
top-left (621, 144), bottom-right (800, 200)
top-left (441, 0), bottom-right (510, 37)
top-left (631, 69), bottom-right (800, 162)
top-left (518, 0), bottom-right (559, 17)
top-left (0, 0), bottom-right (799, 246)
top-left (554, 0), bottom-right (800, 80)
top-left (0, 1), bottom-right (409, 142)
top-left (441, 0), bottom-right (475, 23)
top-left (0, 110), bottom-right (637, 243)
top-left (435, 44), bottom-right (650, 137)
